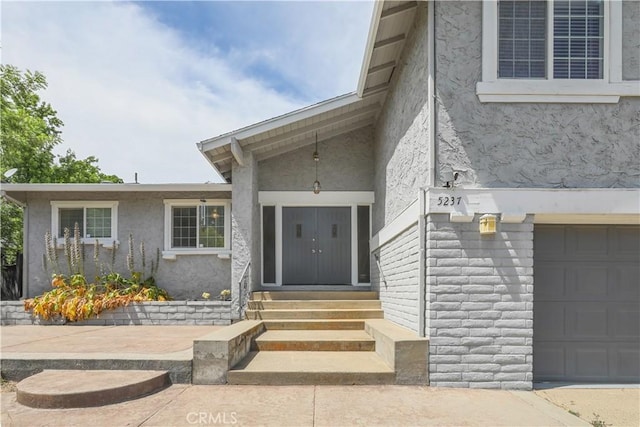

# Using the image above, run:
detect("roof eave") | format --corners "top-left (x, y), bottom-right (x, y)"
top-left (356, 0), bottom-right (385, 97)
top-left (198, 92), bottom-right (361, 154)
top-left (0, 183), bottom-right (232, 193)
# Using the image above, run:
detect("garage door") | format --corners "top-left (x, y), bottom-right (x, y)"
top-left (534, 225), bottom-right (640, 383)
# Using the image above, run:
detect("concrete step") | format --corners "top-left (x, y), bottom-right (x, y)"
top-left (245, 309), bottom-right (384, 320)
top-left (227, 351), bottom-right (395, 385)
top-left (251, 291), bottom-right (379, 301)
top-left (248, 300), bottom-right (381, 310)
top-left (252, 330), bottom-right (375, 351)
top-left (262, 319), bottom-right (365, 330)
top-left (16, 370), bottom-right (170, 409)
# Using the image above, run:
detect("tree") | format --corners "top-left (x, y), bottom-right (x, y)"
top-left (1, 65), bottom-right (122, 263)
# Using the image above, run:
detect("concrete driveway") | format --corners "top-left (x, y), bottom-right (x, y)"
top-left (536, 387), bottom-right (640, 427)
top-left (2, 384), bottom-right (587, 427)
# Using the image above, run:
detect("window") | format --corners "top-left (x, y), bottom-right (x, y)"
top-left (163, 199), bottom-right (230, 256)
top-left (478, 0), bottom-right (638, 102)
top-left (51, 201), bottom-right (118, 244)
top-left (497, 0), bottom-right (604, 80)
top-left (498, 0), bottom-right (547, 78)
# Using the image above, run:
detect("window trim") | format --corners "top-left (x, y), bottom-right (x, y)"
top-left (477, 0), bottom-right (638, 103)
top-left (50, 201), bottom-right (119, 246)
top-left (162, 199), bottom-right (231, 258)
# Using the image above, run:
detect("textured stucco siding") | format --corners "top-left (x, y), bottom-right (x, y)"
top-left (623, 1), bottom-right (640, 80)
top-left (231, 152), bottom-right (261, 316)
top-left (426, 214), bottom-right (534, 390)
top-left (22, 191), bottom-right (231, 300)
top-left (371, 224), bottom-right (420, 333)
top-left (258, 126), bottom-right (374, 192)
top-left (435, 1), bottom-right (640, 188)
top-left (373, 2), bottom-right (430, 233)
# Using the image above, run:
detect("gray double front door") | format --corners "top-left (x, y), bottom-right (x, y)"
top-left (282, 207), bottom-right (351, 285)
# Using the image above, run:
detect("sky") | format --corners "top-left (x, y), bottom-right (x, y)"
top-left (1, 0), bottom-right (374, 183)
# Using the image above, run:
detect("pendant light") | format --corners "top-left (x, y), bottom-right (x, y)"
top-left (312, 132), bottom-right (321, 194)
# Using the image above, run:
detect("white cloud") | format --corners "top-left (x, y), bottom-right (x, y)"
top-left (1, 1), bottom-right (373, 183)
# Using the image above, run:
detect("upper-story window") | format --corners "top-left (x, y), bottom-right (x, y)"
top-left (478, 0), bottom-right (638, 103)
top-left (498, 0), bottom-right (603, 80)
top-left (51, 201), bottom-right (118, 245)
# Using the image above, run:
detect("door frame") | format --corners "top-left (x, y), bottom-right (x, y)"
top-left (259, 191), bottom-right (374, 287)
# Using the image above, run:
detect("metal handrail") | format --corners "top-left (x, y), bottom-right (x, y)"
top-left (236, 261), bottom-right (251, 317)
top-left (374, 253), bottom-right (387, 288)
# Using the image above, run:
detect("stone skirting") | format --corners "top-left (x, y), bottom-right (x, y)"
top-left (1, 300), bottom-right (232, 326)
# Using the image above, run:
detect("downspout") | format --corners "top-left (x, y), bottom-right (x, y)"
top-left (420, 0), bottom-right (437, 338)
top-left (427, 0), bottom-right (437, 188)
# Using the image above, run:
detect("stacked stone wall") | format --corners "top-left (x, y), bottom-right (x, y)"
top-left (1, 300), bottom-right (232, 326)
top-left (371, 224), bottom-right (420, 333)
top-left (426, 214), bottom-right (534, 390)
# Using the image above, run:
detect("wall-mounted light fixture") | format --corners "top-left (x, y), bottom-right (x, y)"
top-left (479, 214), bottom-right (497, 235)
top-left (312, 132), bottom-right (321, 194)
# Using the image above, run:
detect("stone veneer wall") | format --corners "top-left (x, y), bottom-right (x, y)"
top-left (371, 224), bottom-right (420, 333)
top-left (426, 214), bottom-right (534, 390)
top-left (1, 301), bottom-right (232, 326)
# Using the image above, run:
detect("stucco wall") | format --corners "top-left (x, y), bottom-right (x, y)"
top-left (435, 1), bottom-right (640, 189)
top-left (22, 191), bottom-right (231, 300)
top-left (623, 1), bottom-right (640, 80)
top-left (257, 126), bottom-right (374, 192)
top-left (373, 1), bottom-right (430, 233)
top-left (231, 152), bottom-right (261, 318)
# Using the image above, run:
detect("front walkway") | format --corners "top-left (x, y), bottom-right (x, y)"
top-left (2, 384), bottom-right (587, 426)
top-left (1, 325), bottom-right (220, 383)
top-left (1, 325), bottom-right (218, 355)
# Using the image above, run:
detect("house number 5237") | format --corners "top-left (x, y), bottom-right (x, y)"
top-left (437, 196), bottom-right (462, 206)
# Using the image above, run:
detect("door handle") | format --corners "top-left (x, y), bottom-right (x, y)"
top-left (319, 249), bottom-right (323, 254)
top-left (312, 249), bottom-right (316, 254)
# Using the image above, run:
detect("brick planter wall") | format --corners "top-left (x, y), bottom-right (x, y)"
top-left (1, 300), bottom-right (233, 326)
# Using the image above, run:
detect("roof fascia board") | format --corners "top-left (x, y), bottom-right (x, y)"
top-left (1, 183), bottom-right (232, 193)
top-left (357, 0), bottom-right (386, 97)
top-left (199, 93), bottom-right (361, 153)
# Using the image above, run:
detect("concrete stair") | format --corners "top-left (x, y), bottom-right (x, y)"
top-left (16, 370), bottom-right (170, 408)
top-left (217, 291), bottom-right (427, 385)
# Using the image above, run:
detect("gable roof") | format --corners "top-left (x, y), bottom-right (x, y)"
top-left (199, 0), bottom-right (418, 182)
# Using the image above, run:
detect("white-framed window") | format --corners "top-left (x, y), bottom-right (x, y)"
top-left (477, 0), bottom-right (639, 103)
top-left (163, 199), bottom-right (231, 257)
top-left (51, 201), bottom-right (118, 245)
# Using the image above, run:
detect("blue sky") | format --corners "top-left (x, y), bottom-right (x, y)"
top-left (1, 1), bottom-right (373, 183)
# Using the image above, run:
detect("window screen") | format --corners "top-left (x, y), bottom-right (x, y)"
top-left (498, 0), bottom-right (547, 78)
top-left (59, 208), bottom-right (84, 237)
top-left (172, 206), bottom-right (197, 248)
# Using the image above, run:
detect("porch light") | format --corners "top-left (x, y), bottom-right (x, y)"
top-left (312, 132), bottom-right (321, 194)
top-left (479, 214), bottom-right (497, 235)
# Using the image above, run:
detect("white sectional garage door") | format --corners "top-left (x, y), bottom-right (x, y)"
top-left (534, 225), bottom-right (640, 383)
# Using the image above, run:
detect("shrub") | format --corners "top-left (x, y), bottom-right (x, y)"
top-left (24, 228), bottom-right (171, 322)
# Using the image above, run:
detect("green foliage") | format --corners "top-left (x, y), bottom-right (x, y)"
top-left (0, 64), bottom-right (122, 263)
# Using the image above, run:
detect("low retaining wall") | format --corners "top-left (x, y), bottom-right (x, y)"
top-left (1, 300), bottom-right (233, 326)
